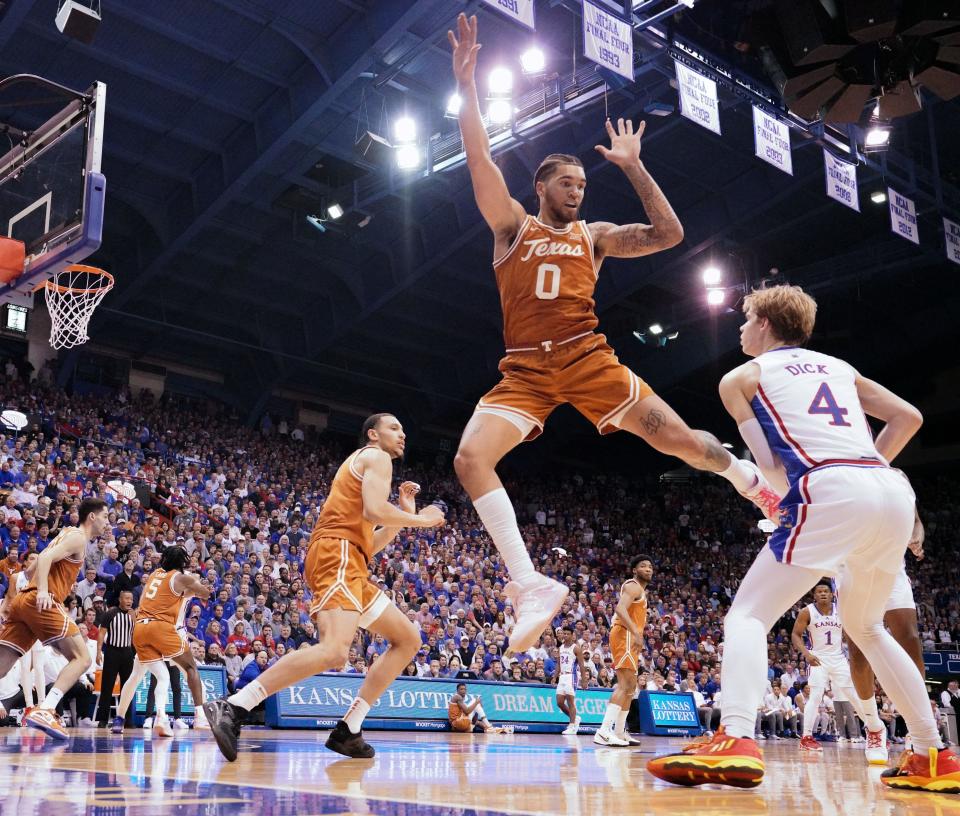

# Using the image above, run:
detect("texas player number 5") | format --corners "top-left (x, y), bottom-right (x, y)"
top-left (535, 263), bottom-right (560, 300)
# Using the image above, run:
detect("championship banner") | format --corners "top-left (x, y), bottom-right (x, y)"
top-left (889, 187), bottom-right (919, 245)
top-left (582, 1), bottom-right (634, 82)
top-left (675, 60), bottom-right (721, 135)
top-left (267, 672), bottom-right (614, 733)
top-left (481, 0), bottom-right (535, 30)
top-left (752, 106), bottom-right (792, 175)
top-left (823, 150), bottom-right (859, 212)
top-left (132, 664), bottom-right (227, 723)
top-left (944, 217), bottom-right (960, 266)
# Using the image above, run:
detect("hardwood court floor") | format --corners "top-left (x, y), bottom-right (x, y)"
top-left (0, 728), bottom-right (956, 815)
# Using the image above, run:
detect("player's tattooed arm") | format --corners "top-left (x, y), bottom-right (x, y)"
top-left (590, 118), bottom-right (683, 260)
top-left (639, 408), bottom-right (667, 436)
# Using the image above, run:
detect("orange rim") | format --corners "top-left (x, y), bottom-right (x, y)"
top-left (42, 265), bottom-right (114, 295)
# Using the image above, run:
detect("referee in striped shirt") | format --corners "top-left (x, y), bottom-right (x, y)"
top-left (95, 590), bottom-right (136, 727)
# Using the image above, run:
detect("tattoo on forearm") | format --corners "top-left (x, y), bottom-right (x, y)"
top-left (640, 408), bottom-right (667, 436)
top-left (623, 163), bottom-right (682, 241)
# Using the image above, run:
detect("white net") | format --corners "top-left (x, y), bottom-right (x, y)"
top-left (43, 265), bottom-right (114, 349)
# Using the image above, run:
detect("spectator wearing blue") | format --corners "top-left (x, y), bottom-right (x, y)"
top-left (97, 546), bottom-right (123, 586)
top-left (0, 461), bottom-right (14, 488)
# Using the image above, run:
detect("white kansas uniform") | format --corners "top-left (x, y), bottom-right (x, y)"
top-left (750, 347), bottom-right (915, 576)
top-left (557, 643), bottom-right (579, 697)
top-left (805, 602), bottom-right (853, 691)
top-left (885, 564), bottom-right (915, 613)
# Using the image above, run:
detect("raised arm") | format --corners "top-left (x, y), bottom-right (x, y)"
top-left (854, 374), bottom-right (923, 463)
top-left (590, 118), bottom-right (683, 261)
top-left (448, 14), bottom-right (526, 244)
top-left (172, 571), bottom-right (212, 601)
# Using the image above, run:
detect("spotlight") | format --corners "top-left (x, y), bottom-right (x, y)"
top-left (327, 203), bottom-right (343, 220)
top-left (632, 330), bottom-right (647, 344)
top-left (487, 99), bottom-right (513, 124)
top-left (702, 266), bottom-right (722, 286)
top-left (445, 93), bottom-right (462, 118)
top-left (648, 323), bottom-right (663, 335)
top-left (393, 116), bottom-right (417, 144)
top-left (870, 190), bottom-right (887, 204)
top-left (722, 442), bottom-right (734, 449)
top-left (396, 144), bottom-right (422, 170)
top-left (488, 67), bottom-right (514, 94)
top-left (520, 47), bottom-right (546, 75)
top-left (707, 288), bottom-right (725, 306)
top-left (305, 215), bottom-right (326, 234)
top-left (864, 127), bottom-right (890, 148)
top-left (643, 101), bottom-right (674, 117)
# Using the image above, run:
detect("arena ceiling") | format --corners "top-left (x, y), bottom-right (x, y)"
top-left (1, 0), bottom-right (958, 446)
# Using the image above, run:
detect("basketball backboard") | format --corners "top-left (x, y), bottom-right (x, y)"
top-left (0, 74), bottom-right (106, 308)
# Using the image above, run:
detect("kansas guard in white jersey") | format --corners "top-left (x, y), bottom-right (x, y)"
top-left (649, 285), bottom-right (960, 793)
top-left (555, 626), bottom-right (585, 735)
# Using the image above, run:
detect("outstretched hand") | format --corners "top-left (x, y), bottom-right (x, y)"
top-left (595, 117), bottom-right (646, 168)
top-left (448, 13), bottom-right (481, 87)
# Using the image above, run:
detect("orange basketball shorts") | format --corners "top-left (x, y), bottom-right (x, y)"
top-left (306, 537), bottom-right (389, 628)
top-left (133, 620), bottom-right (187, 663)
top-left (475, 333), bottom-right (654, 441)
top-left (610, 624), bottom-right (642, 672)
top-left (0, 589), bottom-right (80, 654)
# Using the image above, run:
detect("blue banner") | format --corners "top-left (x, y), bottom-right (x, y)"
top-left (267, 673), bottom-right (613, 731)
top-left (132, 664), bottom-right (227, 720)
top-left (637, 690), bottom-right (702, 736)
top-left (925, 651), bottom-right (960, 676)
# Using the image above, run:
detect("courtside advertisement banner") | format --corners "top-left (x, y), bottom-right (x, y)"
top-left (675, 61), bottom-right (721, 135)
top-left (823, 150), bottom-right (859, 212)
top-left (889, 187), bottom-right (919, 245)
top-left (132, 664), bottom-right (227, 718)
top-left (481, 0), bottom-right (535, 30)
top-left (752, 106), bottom-right (792, 175)
top-left (637, 690), bottom-right (702, 736)
top-left (266, 673), bottom-right (614, 731)
top-left (582, 1), bottom-right (634, 82)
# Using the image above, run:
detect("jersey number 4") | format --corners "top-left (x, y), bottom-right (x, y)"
top-left (535, 263), bottom-right (560, 300)
top-left (807, 382), bottom-right (851, 427)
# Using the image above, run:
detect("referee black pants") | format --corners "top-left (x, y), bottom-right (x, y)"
top-left (96, 645), bottom-right (135, 726)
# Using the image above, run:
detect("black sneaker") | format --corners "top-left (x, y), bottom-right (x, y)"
top-left (325, 720), bottom-right (375, 758)
top-left (203, 698), bottom-right (244, 762)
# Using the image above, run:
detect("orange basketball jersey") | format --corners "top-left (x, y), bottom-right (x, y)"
top-left (137, 569), bottom-right (188, 627)
top-left (612, 578), bottom-right (648, 631)
top-left (310, 447), bottom-right (376, 561)
top-left (494, 215), bottom-right (599, 348)
top-left (26, 529), bottom-right (84, 603)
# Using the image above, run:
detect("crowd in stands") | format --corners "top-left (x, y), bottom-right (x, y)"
top-left (0, 357), bottom-right (957, 732)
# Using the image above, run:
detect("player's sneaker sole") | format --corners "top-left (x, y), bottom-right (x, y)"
top-left (647, 754), bottom-right (765, 789)
top-left (203, 699), bottom-right (242, 762)
top-left (24, 710), bottom-right (69, 741)
top-left (325, 721), bottom-right (375, 758)
top-left (504, 578), bottom-right (569, 652)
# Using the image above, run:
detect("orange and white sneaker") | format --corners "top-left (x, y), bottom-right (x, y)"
top-left (865, 728), bottom-right (889, 766)
top-left (880, 747), bottom-right (960, 794)
top-left (504, 574), bottom-right (568, 652)
top-left (25, 708), bottom-right (69, 741)
top-left (800, 735), bottom-right (823, 752)
top-left (647, 726), bottom-right (765, 789)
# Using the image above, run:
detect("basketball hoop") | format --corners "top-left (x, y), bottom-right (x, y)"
top-left (42, 264), bottom-right (113, 349)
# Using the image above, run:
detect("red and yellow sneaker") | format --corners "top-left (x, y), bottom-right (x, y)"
top-left (799, 735), bottom-right (823, 752)
top-left (647, 726), bottom-right (765, 789)
top-left (24, 708), bottom-right (69, 741)
top-left (881, 747), bottom-right (960, 794)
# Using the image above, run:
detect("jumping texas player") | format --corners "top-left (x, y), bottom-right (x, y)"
top-left (448, 12), bottom-right (781, 653)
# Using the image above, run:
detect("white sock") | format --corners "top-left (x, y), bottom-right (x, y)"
top-left (855, 696), bottom-right (884, 733)
top-left (228, 680), bottom-right (268, 712)
top-left (152, 665), bottom-right (170, 721)
top-left (600, 703), bottom-right (620, 732)
top-left (343, 696), bottom-right (371, 734)
top-left (473, 488), bottom-right (535, 584)
top-left (614, 710), bottom-right (628, 736)
top-left (718, 457), bottom-right (758, 493)
top-left (40, 688), bottom-right (63, 711)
